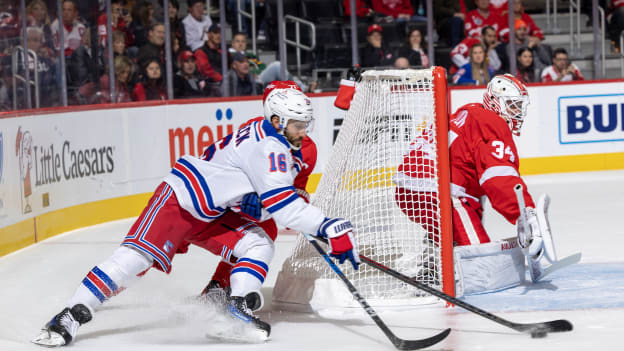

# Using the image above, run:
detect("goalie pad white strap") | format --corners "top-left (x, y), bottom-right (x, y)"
top-left (454, 237), bottom-right (526, 296)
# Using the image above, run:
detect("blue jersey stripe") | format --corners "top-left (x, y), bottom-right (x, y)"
top-left (171, 168), bottom-right (211, 219)
top-left (265, 193), bottom-right (300, 213)
top-left (261, 120), bottom-right (290, 149)
top-left (260, 186), bottom-right (296, 200)
top-left (178, 158), bottom-right (226, 212)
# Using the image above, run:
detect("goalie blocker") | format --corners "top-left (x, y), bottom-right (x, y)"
top-left (454, 193), bottom-right (557, 296)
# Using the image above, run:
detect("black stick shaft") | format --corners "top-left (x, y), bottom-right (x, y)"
top-left (314, 236), bottom-right (572, 335)
top-left (304, 233), bottom-right (451, 350)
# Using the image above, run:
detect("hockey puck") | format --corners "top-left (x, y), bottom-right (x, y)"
top-left (530, 331), bottom-right (547, 338)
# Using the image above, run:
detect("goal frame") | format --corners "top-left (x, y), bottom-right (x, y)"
top-left (431, 66), bottom-right (454, 298)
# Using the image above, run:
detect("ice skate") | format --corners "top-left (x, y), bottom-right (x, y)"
top-left (414, 248), bottom-right (440, 286)
top-left (32, 304), bottom-right (92, 347)
top-left (205, 296), bottom-right (270, 343)
top-left (199, 280), bottom-right (231, 307)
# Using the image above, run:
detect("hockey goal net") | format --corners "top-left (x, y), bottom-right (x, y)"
top-left (273, 67), bottom-right (452, 310)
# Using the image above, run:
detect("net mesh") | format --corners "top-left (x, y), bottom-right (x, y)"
top-left (274, 69), bottom-right (445, 306)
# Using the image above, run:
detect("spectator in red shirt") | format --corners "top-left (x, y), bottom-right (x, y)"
top-left (97, 0), bottom-right (135, 49)
top-left (464, 0), bottom-right (504, 39)
top-left (450, 25), bottom-right (501, 75)
top-left (342, 0), bottom-right (376, 18)
top-left (370, 0), bottom-right (426, 22)
top-left (133, 58), bottom-right (166, 101)
top-left (194, 24), bottom-right (225, 82)
top-left (540, 48), bottom-right (584, 83)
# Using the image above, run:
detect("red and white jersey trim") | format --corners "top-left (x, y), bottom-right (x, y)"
top-left (478, 165), bottom-right (520, 186)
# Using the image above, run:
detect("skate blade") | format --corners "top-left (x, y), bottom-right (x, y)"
top-left (205, 319), bottom-right (269, 343)
top-left (31, 330), bottom-right (66, 347)
top-left (205, 329), bottom-right (269, 343)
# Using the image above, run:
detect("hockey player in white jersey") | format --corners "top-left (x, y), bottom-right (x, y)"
top-left (32, 88), bottom-right (360, 347)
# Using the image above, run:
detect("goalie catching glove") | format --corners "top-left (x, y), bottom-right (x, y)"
top-left (317, 218), bottom-right (360, 269)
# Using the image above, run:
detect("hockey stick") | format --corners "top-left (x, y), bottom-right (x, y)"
top-left (314, 236), bottom-right (573, 337)
top-left (303, 233), bottom-right (451, 350)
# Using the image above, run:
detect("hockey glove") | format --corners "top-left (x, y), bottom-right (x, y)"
top-left (317, 218), bottom-right (360, 270)
top-left (240, 193), bottom-right (262, 220)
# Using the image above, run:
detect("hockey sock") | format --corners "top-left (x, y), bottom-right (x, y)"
top-left (211, 260), bottom-right (233, 288)
top-left (67, 246), bottom-right (153, 312)
top-left (229, 230), bottom-right (273, 298)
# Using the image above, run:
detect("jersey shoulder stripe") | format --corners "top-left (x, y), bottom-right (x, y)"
top-left (171, 158), bottom-right (225, 219)
top-left (256, 119), bottom-right (291, 149)
top-left (292, 149), bottom-right (303, 172)
top-left (260, 186), bottom-right (299, 213)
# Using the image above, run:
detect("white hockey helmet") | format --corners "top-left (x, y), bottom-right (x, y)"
top-left (263, 87), bottom-right (314, 132)
top-left (483, 74), bottom-right (529, 136)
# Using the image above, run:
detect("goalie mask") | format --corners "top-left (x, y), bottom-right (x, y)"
top-left (263, 88), bottom-right (314, 149)
top-left (483, 74), bottom-right (529, 136)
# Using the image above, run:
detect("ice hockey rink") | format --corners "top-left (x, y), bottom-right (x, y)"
top-left (1, 170), bottom-right (623, 351)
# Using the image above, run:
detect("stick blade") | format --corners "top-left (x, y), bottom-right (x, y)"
top-left (393, 328), bottom-right (451, 350)
top-left (515, 319), bottom-right (574, 334)
top-left (542, 319), bottom-right (573, 333)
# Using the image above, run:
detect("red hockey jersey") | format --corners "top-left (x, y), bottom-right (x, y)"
top-left (464, 7), bottom-right (504, 39)
top-left (396, 103), bottom-right (534, 224)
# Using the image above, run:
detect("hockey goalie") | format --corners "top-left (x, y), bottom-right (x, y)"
top-left (393, 74), bottom-right (557, 295)
top-left (335, 72), bottom-right (559, 296)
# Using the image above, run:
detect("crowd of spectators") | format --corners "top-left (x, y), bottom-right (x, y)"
top-left (0, 0), bottom-right (619, 112)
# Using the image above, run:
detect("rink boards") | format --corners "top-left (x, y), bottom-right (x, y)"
top-left (1, 79), bottom-right (623, 256)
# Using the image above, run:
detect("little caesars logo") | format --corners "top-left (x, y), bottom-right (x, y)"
top-left (15, 127), bottom-right (115, 214)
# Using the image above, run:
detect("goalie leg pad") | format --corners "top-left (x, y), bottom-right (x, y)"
top-left (536, 194), bottom-right (557, 263)
top-left (454, 238), bottom-right (526, 296)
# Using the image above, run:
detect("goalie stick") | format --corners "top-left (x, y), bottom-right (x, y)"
top-left (313, 236), bottom-right (573, 337)
top-left (303, 233), bottom-right (451, 350)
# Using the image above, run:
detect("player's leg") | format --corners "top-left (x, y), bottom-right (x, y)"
top-left (198, 214), bottom-right (278, 305)
top-left (33, 183), bottom-right (207, 346)
top-left (451, 196), bottom-right (491, 246)
top-left (189, 212), bottom-right (274, 338)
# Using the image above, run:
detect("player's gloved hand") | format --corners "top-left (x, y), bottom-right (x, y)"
top-left (240, 193), bottom-right (262, 220)
top-left (317, 218), bottom-right (360, 270)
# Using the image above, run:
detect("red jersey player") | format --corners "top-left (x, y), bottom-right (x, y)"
top-left (197, 80), bottom-right (318, 306)
top-left (394, 74), bottom-right (556, 292)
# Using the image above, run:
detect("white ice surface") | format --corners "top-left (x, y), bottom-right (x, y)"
top-left (1, 170), bottom-right (623, 350)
